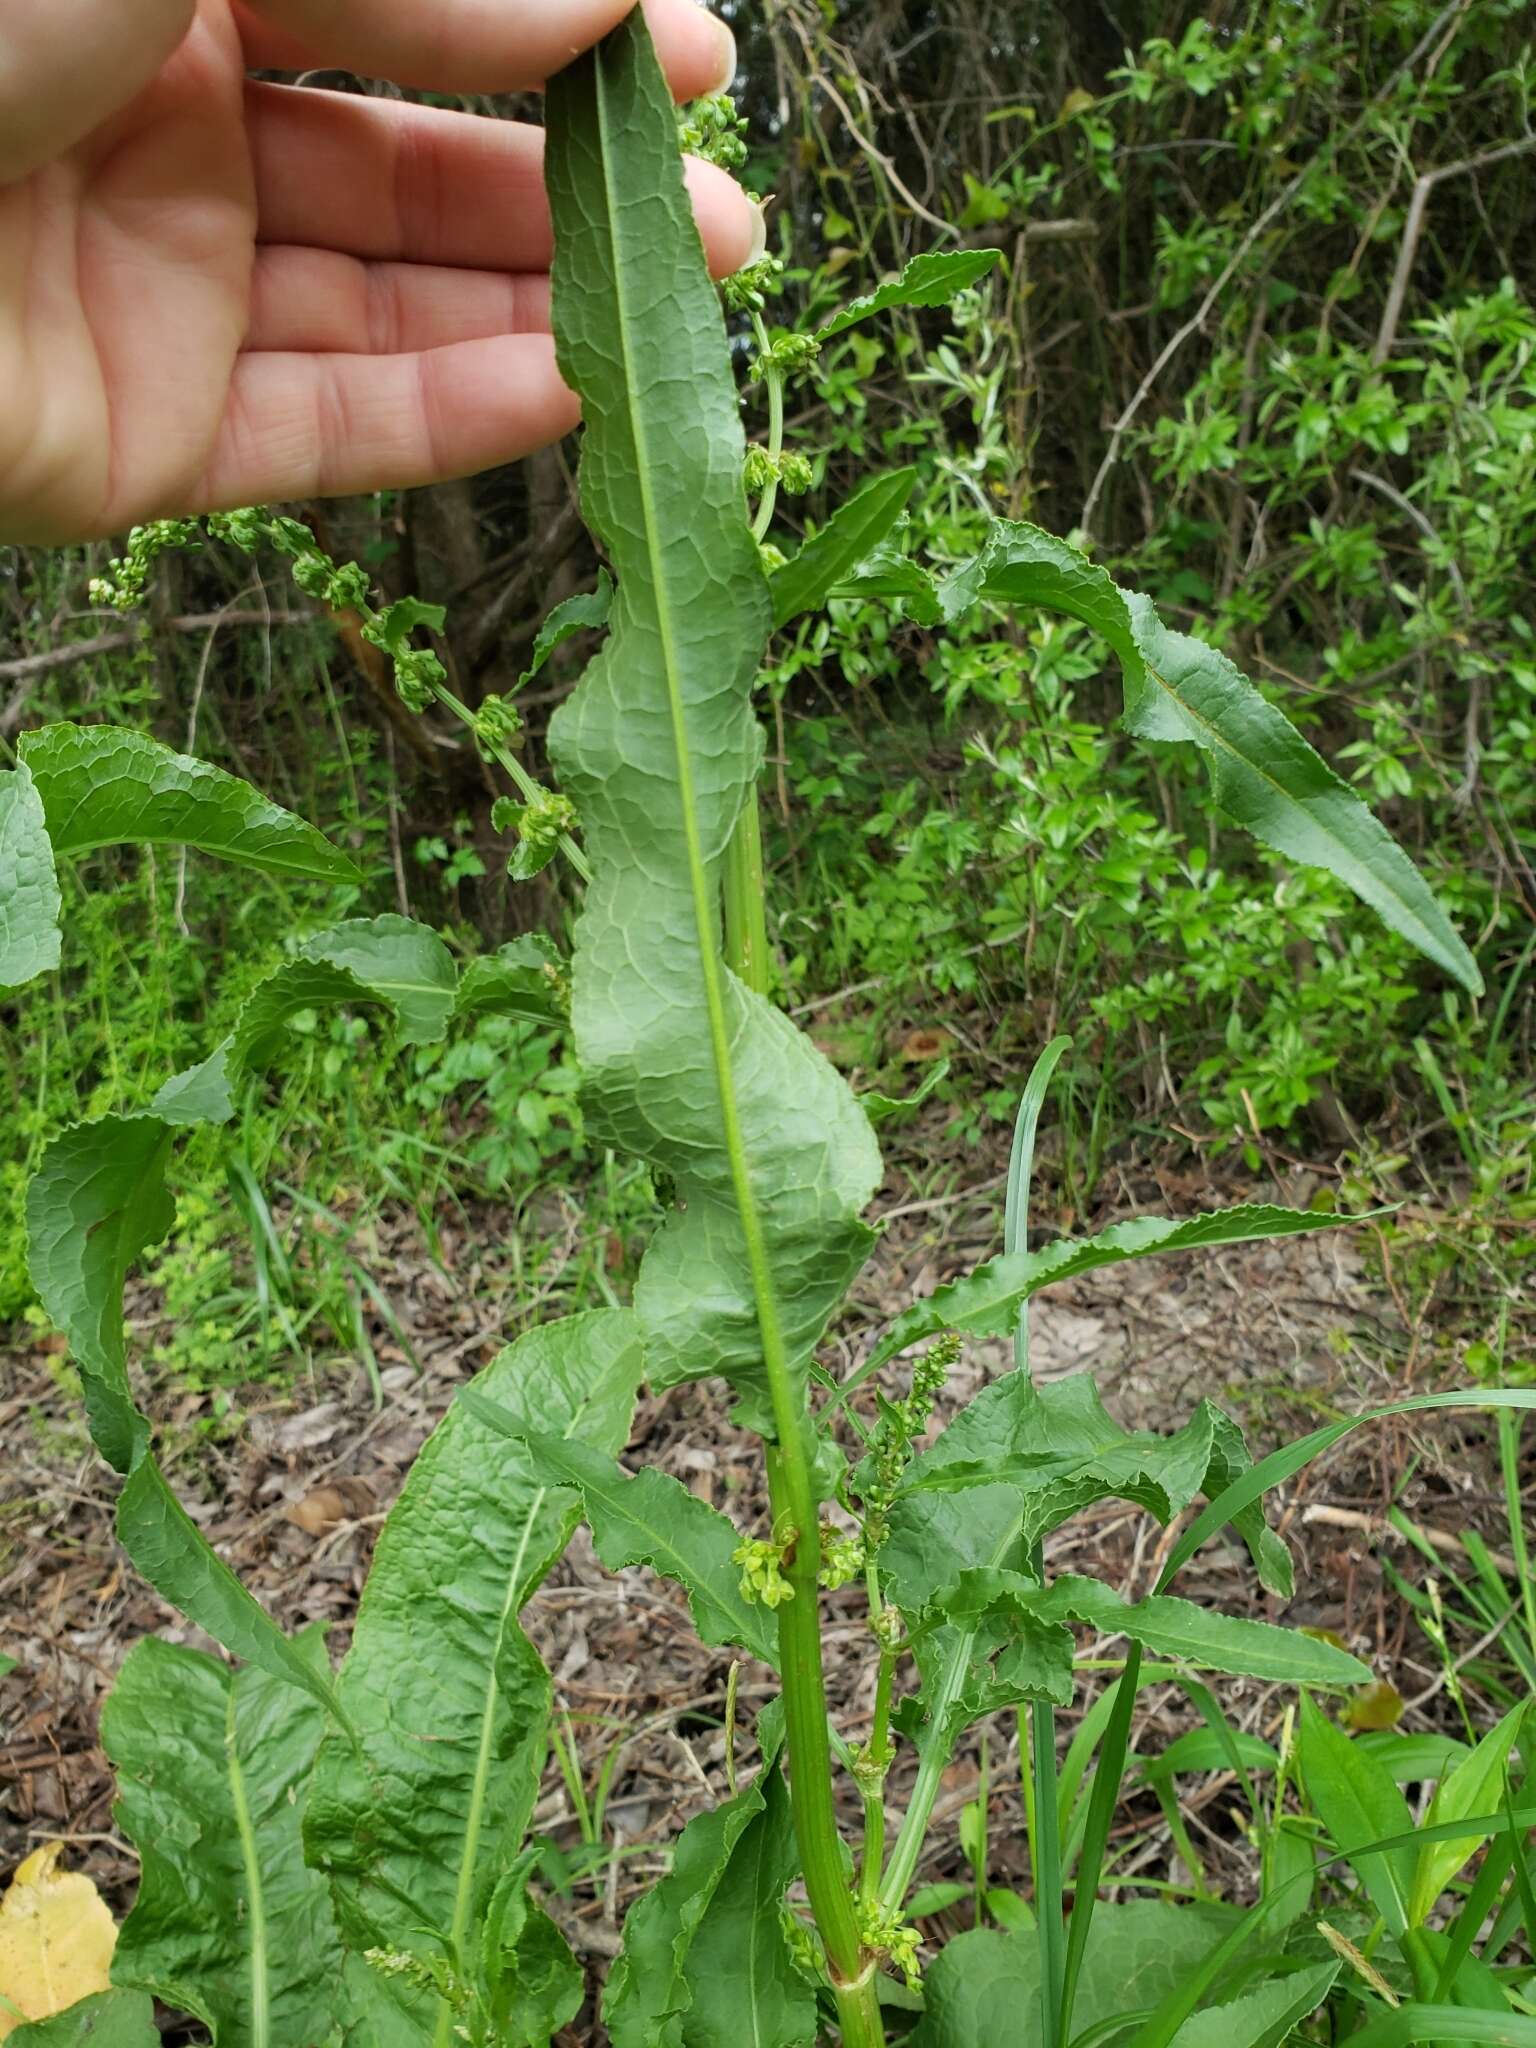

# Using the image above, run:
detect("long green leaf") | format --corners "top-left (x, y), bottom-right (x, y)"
top-left (0, 761), bottom-right (62, 989)
top-left (486, 1421), bottom-right (779, 1667)
top-left (544, 11), bottom-right (881, 1433)
top-left (1408, 1701), bottom-right (1528, 1925)
top-left (1297, 1692), bottom-right (1416, 1937)
top-left (25, 1115), bottom-right (344, 1727)
top-left (939, 523), bottom-right (1480, 992)
top-left (770, 467), bottom-right (918, 628)
top-left (1342, 2006), bottom-right (1536, 2048)
top-left (18, 723), bottom-right (359, 882)
top-left (819, 248), bottom-right (1004, 339)
top-left (308, 1312), bottom-right (642, 2041)
top-left (854, 1204), bottom-right (1354, 1386)
top-left (102, 1632), bottom-right (345, 2047)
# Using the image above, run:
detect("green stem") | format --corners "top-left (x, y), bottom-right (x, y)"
top-left (225, 1680), bottom-right (271, 2048)
top-left (718, 783), bottom-right (870, 2007)
top-left (833, 1966), bottom-right (888, 2048)
top-left (1498, 1408), bottom-right (1536, 1671)
top-left (750, 309), bottom-right (786, 542)
top-left (1031, 1693), bottom-right (1065, 2048)
top-left (860, 1561), bottom-right (895, 1904)
top-left (433, 684), bottom-right (593, 883)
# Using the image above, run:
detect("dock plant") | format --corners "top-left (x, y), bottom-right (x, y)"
top-left (2, 14), bottom-right (1531, 2048)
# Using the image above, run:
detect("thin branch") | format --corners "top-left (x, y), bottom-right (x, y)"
top-left (1372, 135), bottom-right (1536, 365)
top-left (0, 611), bottom-right (311, 732)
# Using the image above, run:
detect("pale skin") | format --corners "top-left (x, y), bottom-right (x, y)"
top-left (0, 0), bottom-right (756, 546)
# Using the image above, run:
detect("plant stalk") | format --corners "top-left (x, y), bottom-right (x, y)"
top-left (723, 789), bottom-right (876, 2019)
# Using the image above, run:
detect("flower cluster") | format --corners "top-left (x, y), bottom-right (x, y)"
top-left (733, 1533), bottom-right (796, 1609)
top-left (722, 252), bottom-right (785, 314)
top-left (88, 519), bottom-right (200, 610)
top-left (817, 1523), bottom-right (866, 1592)
top-left (744, 445), bottom-right (814, 496)
top-left (677, 93), bottom-right (749, 171)
top-left (852, 1332), bottom-right (960, 1555)
top-left (500, 788), bottom-right (578, 881)
top-left (750, 328), bottom-right (823, 382)
top-left (473, 694), bottom-right (524, 753)
top-left (856, 1897), bottom-right (923, 1990)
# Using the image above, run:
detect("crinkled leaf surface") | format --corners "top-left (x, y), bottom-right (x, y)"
top-left (6, 1994), bottom-right (158, 2048)
top-left (299, 915), bottom-right (457, 1044)
top-left (0, 763), bottom-right (62, 990)
top-left (603, 1747), bottom-right (785, 2048)
top-left (102, 1633), bottom-right (344, 2047)
top-left (819, 248), bottom-right (1004, 339)
top-left (18, 724), bottom-right (358, 882)
top-left (939, 523), bottom-right (1480, 993)
top-left (544, 14), bottom-right (881, 1429)
top-left (770, 468), bottom-right (917, 628)
top-left (908, 1901), bottom-right (1239, 2048)
top-left (861, 1204), bottom-right (1353, 1380)
top-left (522, 572), bottom-right (614, 686)
top-left (25, 1115), bottom-right (342, 1725)
top-left (307, 1313), bottom-right (642, 2038)
top-left (498, 1427), bottom-right (778, 1667)
top-left (672, 1764), bottom-right (814, 2048)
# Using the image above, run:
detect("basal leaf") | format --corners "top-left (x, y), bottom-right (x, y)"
top-left (6, 1993), bottom-right (159, 2047)
top-left (17, 724), bottom-right (359, 883)
top-left (674, 1764), bottom-right (815, 2048)
top-left (859, 1204), bottom-right (1352, 1381)
top-left (1297, 1692), bottom-right (1417, 1937)
top-left (25, 1115), bottom-right (343, 1726)
top-left (939, 522), bottom-right (1480, 993)
top-left (0, 762), bottom-right (62, 990)
top-left (603, 1756), bottom-right (782, 2048)
top-left (545, 13), bottom-right (881, 1431)
top-left (1408, 1702), bottom-right (1528, 1926)
top-left (818, 249), bottom-right (1004, 339)
top-left (1167, 1961), bottom-right (1338, 2048)
top-left (308, 1312), bottom-right (643, 2038)
top-left (493, 1425), bottom-right (779, 1667)
top-left (908, 1901), bottom-right (1238, 2048)
top-left (770, 468), bottom-right (918, 628)
top-left (102, 1633), bottom-right (345, 2047)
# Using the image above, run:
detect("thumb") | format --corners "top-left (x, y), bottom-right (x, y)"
top-left (0, 0), bottom-right (196, 185)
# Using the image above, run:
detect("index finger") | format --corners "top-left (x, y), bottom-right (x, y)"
top-left (235, 0), bottom-right (736, 98)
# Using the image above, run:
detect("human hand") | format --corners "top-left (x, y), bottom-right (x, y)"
top-left (0, 0), bottom-right (756, 545)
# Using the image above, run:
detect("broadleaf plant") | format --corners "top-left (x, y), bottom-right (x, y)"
top-left (7, 12), bottom-right (1523, 2048)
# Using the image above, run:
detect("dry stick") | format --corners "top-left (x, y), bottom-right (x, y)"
top-left (1078, 0), bottom-right (1470, 537)
top-left (0, 611), bottom-right (311, 726)
top-left (1372, 135), bottom-right (1536, 365)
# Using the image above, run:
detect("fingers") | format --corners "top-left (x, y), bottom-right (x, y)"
top-left (247, 249), bottom-right (551, 353)
top-left (236, 0), bottom-right (736, 99)
top-left (247, 83), bottom-right (761, 276)
top-left (0, 0), bottom-right (195, 184)
top-left (198, 336), bottom-right (582, 508)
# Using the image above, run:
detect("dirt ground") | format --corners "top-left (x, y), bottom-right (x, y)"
top-left (0, 1125), bottom-right (1524, 2035)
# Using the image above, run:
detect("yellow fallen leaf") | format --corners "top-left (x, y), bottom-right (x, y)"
top-left (0, 1844), bottom-right (118, 2037)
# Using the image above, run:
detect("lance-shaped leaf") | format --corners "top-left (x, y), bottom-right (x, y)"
top-left (858, 1204), bottom-right (1354, 1383)
top-left (0, 762), bottom-right (62, 990)
top-left (479, 1420), bottom-right (779, 1668)
top-left (17, 724), bottom-right (359, 882)
top-left (306, 1313), bottom-right (642, 2040)
top-left (939, 522), bottom-right (1480, 993)
top-left (770, 468), bottom-right (918, 628)
top-left (1164, 1962), bottom-right (1338, 2048)
top-left (25, 1116), bottom-right (344, 1726)
top-left (819, 248), bottom-right (1004, 339)
top-left (1033, 1574), bottom-right (1370, 1686)
top-left (155, 917), bottom-right (462, 1125)
top-left (602, 1732), bottom-right (786, 2048)
top-left (1408, 1702), bottom-right (1528, 1925)
top-left (521, 572), bottom-right (614, 687)
top-left (1302, 1694), bottom-right (1420, 1943)
top-left (544, 14), bottom-right (882, 1431)
top-left (101, 1633), bottom-right (346, 2047)
top-left (6, 1994), bottom-right (160, 2048)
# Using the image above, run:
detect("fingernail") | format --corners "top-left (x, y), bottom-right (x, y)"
top-left (707, 14), bottom-right (738, 92)
top-left (746, 198), bottom-right (768, 264)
